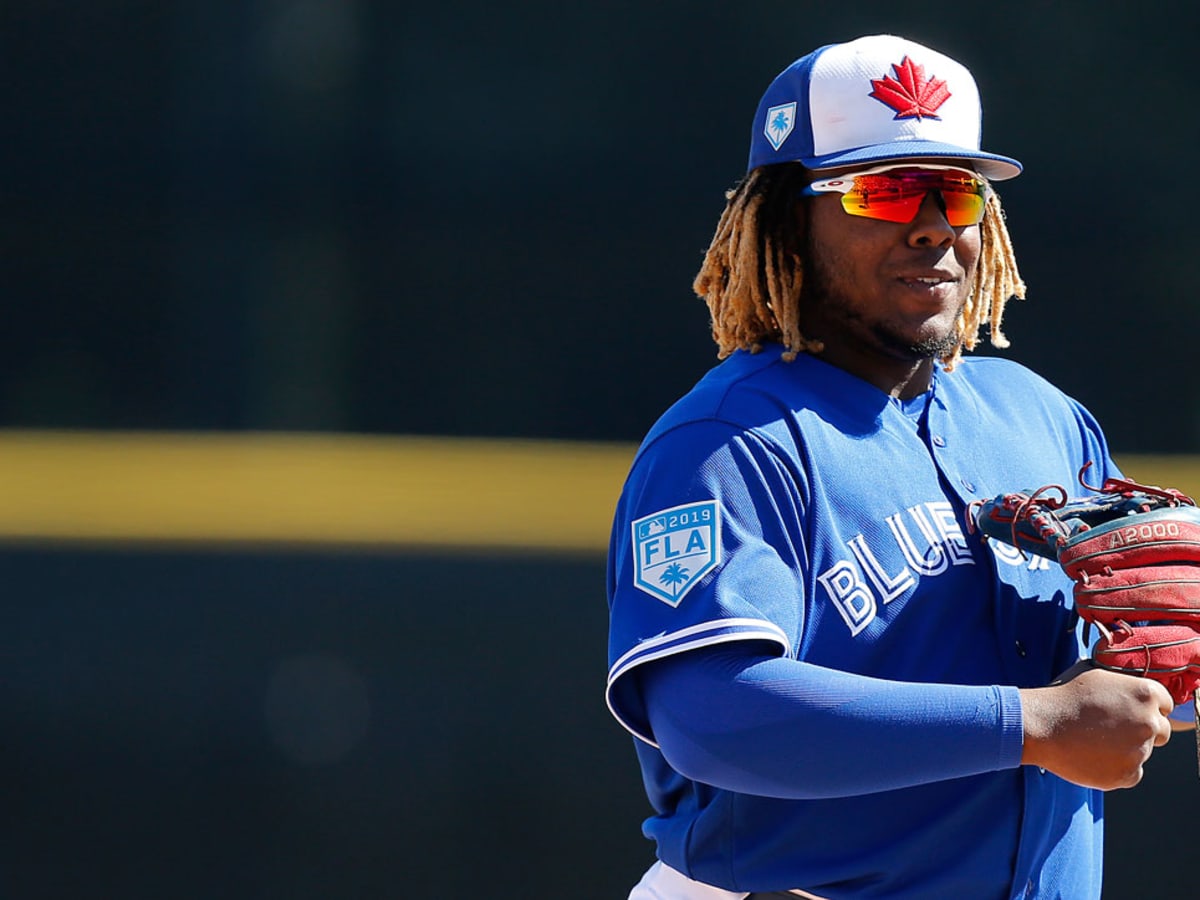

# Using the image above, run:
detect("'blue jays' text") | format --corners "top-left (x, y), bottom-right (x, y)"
top-left (820, 500), bottom-right (1049, 635)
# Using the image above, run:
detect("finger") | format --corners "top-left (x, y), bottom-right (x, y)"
top-left (1153, 682), bottom-right (1176, 715)
top-left (1137, 677), bottom-right (1176, 714)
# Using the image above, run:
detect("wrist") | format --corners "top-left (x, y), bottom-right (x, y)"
top-left (1017, 686), bottom-right (1051, 769)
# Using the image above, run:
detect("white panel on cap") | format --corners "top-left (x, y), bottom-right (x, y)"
top-left (808, 36), bottom-right (982, 157)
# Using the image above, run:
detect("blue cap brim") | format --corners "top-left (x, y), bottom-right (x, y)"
top-left (803, 141), bottom-right (1022, 181)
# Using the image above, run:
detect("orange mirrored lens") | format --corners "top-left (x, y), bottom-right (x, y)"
top-left (839, 172), bottom-right (986, 226)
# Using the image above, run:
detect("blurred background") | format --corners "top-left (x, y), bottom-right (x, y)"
top-left (5, 1), bottom-right (1199, 897)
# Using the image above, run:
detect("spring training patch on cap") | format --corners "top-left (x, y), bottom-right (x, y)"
top-left (632, 501), bottom-right (721, 607)
top-left (763, 101), bottom-right (796, 151)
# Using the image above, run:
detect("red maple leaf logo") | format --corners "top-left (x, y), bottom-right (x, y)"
top-left (869, 56), bottom-right (951, 120)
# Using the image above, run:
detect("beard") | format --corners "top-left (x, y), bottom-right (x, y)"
top-left (904, 327), bottom-right (964, 360)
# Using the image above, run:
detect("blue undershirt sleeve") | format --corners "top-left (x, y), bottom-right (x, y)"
top-left (640, 642), bottom-right (1025, 799)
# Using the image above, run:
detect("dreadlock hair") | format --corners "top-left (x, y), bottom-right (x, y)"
top-left (692, 164), bottom-right (1026, 369)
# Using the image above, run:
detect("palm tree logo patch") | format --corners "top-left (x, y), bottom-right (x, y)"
top-left (763, 102), bottom-right (797, 151)
top-left (632, 501), bottom-right (721, 607)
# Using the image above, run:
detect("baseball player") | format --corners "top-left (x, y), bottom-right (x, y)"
top-left (605, 35), bottom-right (1186, 899)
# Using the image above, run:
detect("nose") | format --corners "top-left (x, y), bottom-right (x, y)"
top-left (906, 191), bottom-right (956, 249)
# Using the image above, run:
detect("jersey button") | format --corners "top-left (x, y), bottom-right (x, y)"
top-left (932, 435), bottom-right (946, 447)
top-left (960, 478), bottom-right (975, 493)
top-left (1015, 640), bottom-right (1027, 657)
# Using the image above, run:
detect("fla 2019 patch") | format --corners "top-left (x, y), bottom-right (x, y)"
top-left (632, 501), bottom-right (721, 607)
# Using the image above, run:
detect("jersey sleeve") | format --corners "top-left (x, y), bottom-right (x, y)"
top-left (606, 419), bottom-right (808, 744)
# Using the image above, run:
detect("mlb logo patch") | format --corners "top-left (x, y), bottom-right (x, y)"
top-left (763, 101), bottom-right (796, 151)
top-left (632, 501), bottom-right (721, 607)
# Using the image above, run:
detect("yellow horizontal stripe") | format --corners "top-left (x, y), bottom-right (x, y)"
top-left (0, 432), bottom-right (1194, 555)
top-left (0, 430), bottom-right (636, 554)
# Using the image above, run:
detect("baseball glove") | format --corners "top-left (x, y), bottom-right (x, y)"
top-left (969, 467), bottom-right (1200, 705)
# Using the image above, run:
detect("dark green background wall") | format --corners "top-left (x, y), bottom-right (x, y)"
top-left (10, 1), bottom-right (1200, 448)
top-left (2, 549), bottom-right (652, 898)
top-left (6, 3), bottom-right (1200, 897)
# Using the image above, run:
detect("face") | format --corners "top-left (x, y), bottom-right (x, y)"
top-left (797, 163), bottom-right (983, 386)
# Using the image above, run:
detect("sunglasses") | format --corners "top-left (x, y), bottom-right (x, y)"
top-left (800, 164), bottom-right (992, 226)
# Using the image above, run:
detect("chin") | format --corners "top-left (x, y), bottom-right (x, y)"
top-left (909, 343), bottom-right (956, 361)
top-left (881, 323), bottom-right (960, 360)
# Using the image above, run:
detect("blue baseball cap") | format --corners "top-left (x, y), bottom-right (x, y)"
top-left (747, 35), bottom-right (1021, 181)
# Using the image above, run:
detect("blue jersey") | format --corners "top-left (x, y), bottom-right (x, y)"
top-left (605, 346), bottom-right (1117, 899)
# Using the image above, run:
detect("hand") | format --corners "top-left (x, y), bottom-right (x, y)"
top-left (1019, 662), bottom-right (1174, 790)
